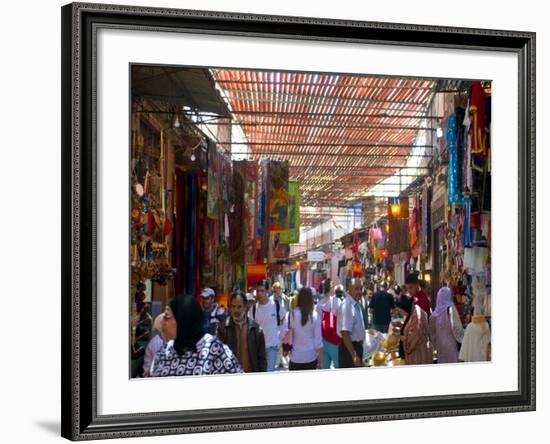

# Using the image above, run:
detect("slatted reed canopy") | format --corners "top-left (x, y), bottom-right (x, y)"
top-left (211, 69), bottom-right (437, 225)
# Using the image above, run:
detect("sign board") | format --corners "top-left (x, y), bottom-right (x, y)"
top-left (307, 251), bottom-right (326, 262)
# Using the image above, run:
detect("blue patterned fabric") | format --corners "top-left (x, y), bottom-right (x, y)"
top-left (447, 113), bottom-right (465, 205)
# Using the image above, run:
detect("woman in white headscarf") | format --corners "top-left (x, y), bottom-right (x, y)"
top-left (143, 313), bottom-right (166, 377)
top-left (459, 306), bottom-right (491, 362)
top-left (429, 287), bottom-right (464, 364)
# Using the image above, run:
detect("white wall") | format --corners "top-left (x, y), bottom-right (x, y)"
top-left (0, 0), bottom-right (546, 442)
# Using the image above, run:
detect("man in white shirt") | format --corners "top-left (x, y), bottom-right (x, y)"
top-left (249, 279), bottom-right (287, 372)
top-left (337, 278), bottom-right (366, 368)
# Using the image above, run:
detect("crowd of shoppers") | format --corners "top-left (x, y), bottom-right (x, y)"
top-left (141, 272), bottom-right (490, 378)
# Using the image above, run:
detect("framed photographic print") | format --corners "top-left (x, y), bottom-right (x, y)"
top-left (61, 2), bottom-right (536, 441)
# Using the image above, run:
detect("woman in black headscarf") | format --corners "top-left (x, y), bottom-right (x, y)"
top-left (150, 294), bottom-right (243, 377)
top-left (393, 294), bottom-right (433, 365)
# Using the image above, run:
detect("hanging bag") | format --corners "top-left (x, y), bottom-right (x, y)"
top-left (321, 308), bottom-right (340, 345)
top-left (372, 223), bottom-right (383, 241)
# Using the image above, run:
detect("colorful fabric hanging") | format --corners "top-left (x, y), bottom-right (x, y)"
top-left (206, 142), bottom-right (219, 220)
top-left (268, 232), bottom-right (290, 262)
top-left (351, 229), bottom-right (363, 277)
top-left (464, 198), bottom-right (472, 248)
top-left (230, 161), bottom-right (246, 263)
top-left (174, 172), bottom-right (186, 295)
top-left (258, 159), bottom-right (270, 262)
top-left (280, 181), bottom-right (300, 244)
top-left (421, 186), bottom-right (430, 253)
top-left (268, 160), bottom-right (290, 234)
top-left (469, 81), bottom-right (488, 158)
top-left (462, 106), bottom-right (473, 194)
top-left (244, 161), bottom-right (259, 264)
top-left (447, 112), bottom-right (465, 205)
top-left (409, 197), bottom-right (421, 257)
top-left (186, 173), bottom-right (197, 297)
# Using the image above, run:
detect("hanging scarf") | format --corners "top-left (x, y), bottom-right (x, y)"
top-left (463, 198), bottom-right (472, 247)
top-left (447, 113), bottom-right (465, 205)
top-left (469, 81), bottom-right (487, 158)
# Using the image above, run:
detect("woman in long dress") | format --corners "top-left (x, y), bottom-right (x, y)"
top-left (393, 295), bottom-right (433, 365)
top-left (429, 287), bottom-right (464, 364)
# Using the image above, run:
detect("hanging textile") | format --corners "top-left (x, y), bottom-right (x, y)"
top-left (351, 229), bottom-right (363, 277)
top-left (409, 196), bottom-right (421, 257)
top-left (312, 271), bottom-right (323, 293)
top-left (174, 171), bottom-right (186, 295)
top-left (244, 161), bottom-right (259, 264)
top-left (268, 160), bottom-right (290, 234)
top-left (469, 81), bottom-right (488, 158)
top-left (246, 263), bottom-right (266, 289)
top-left (201, 218), bottom-right (216, 287)
top-left (306, 269), bottom-right (313, 288)
top-left (280, 181), bottom-right (300, 244)
top-left (464, 198), bottom-right (472, 248)
top-left (257, 159), bottom-right (270, 262)
top-left (186, 173), bottom-right (197, 297)
top-left (447, 112), bottom-right (465, 205)
top-left (455, 106), bottom-right (466, 194)
top-left (268, 232), bottom-right (290, 262)
top-left (206, 141), bottom-right (219, 220)
top-left (234, 263), bottom-right (245, 291)
top-left (266, 160), bottom-right (290, 263)
top-left (230, 161), bottom-right (246, 263)
top-left (462, 104), bottom-right (473, 194)
top-left (220, 155), bottom-right (234, 215)
top-left (194, 173), bottom-right (202, 295)
top-left (421, 186), bottom-right (430, 253)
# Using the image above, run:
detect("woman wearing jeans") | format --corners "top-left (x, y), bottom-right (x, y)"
top-left (280, 287), bottom-right (323, 370)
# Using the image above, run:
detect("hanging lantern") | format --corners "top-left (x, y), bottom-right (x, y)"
top-left (390, 203), bottom-right (401, 217)
top-left (385, 223), bottom-right (390, 234)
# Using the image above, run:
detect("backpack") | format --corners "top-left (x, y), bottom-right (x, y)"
top-left (252, 299), bottom-right (281, 326)
top-left (321, 309), bottom-right (340, 345)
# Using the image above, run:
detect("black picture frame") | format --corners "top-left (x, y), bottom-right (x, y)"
top-left (61, 2), bottom-right (536, 440)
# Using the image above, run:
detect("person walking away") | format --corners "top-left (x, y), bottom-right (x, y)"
top-left (429, 286), bottom-right (464, 363)
top-left (200, 287), bottom-right (228, 336)
top-left (143, 313), bottom-right (166, 377)
top-left (369, 281), bottom-right (396, 333)
top-left (249, 279), bottom-right (286, 372)
top-left (272, 281), bottom-right (290, 369)
top-left (218, 290), bottom-right (267, 372)
top-left (280, 287), bottom-right (323, 370)
top-left (337, 278), bottom-right (366, 368)
top-left (405, 273), bottom-right (432, 317)
top-left (150, 294), bottom-right (242, 376)
top-left (393, 294), bottom-right (433, 365)
top-left (317, 284), bottom-right (342, 369)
